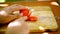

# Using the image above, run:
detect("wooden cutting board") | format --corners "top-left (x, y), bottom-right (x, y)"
top-left (26, 6), bottom-right (58, 32)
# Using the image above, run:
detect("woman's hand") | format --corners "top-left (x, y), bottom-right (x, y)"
top-left (0, 4), bottom-right (27, 24)
top-left (5, 16), bottom-right (29, 34)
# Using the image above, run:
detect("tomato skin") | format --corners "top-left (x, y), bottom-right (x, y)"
top-left (19, 8), bottom-right (37, 22)
top-left (30, 16), bottom-right (37, 21)
top-left (19, 9), bottom-right (29, 16)
top-left (26, 16), bottom-right (37, 21)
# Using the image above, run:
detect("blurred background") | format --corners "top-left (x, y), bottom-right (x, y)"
top-left (0, 0), bottom-right (60, 2)
top-left (0, 0), bottom-right (60, 10)
top-left (0, 0), bottom-right (60, 6)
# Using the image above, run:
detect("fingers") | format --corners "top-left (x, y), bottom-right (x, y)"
top-left (3, 4), bottom-right (26, 14)
top-left (0, 4), bottom-right (28, 24)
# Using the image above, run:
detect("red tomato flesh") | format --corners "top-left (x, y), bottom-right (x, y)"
top-left (26, 16), bottom-right (37, 21)
top-left (20, 9), bottom-right (29, 16)
top-left (19, 8), bottom-right (37, 22)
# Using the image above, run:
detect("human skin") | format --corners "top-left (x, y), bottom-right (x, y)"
top-left (0, 4), bottom-right (27, 24)
top-left (5, 17), bottom-right (29, 34)
top-left (0, 4), bottom-right (30, 34)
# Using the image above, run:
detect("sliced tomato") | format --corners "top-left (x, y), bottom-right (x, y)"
top-left (20, 8), bottom-right (37, 22)
top-left (19, 9), bottom-right (29, 16)
top-left (26, 16), bottom-right (37, 21)
top-left (30, 16), bottom-right (37, 21)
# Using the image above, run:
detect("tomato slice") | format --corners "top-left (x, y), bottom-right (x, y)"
top-left (26, 16), bottom-right (37, 21)
top-left (19, 9), bottom-right (29, 16)
top-left (19, 8), bottom-right (37, 22)
top-left (30, 16), bottom-right (37, 21)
